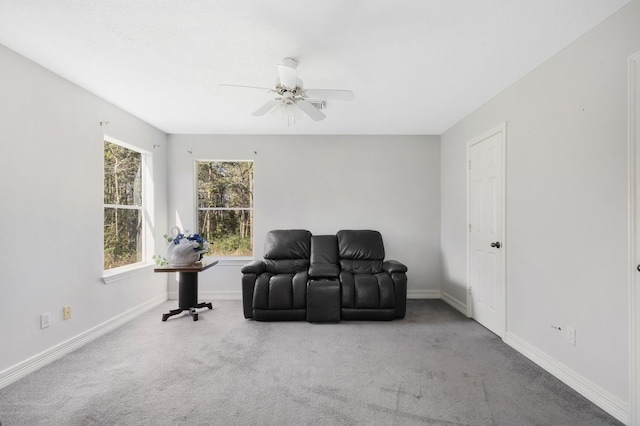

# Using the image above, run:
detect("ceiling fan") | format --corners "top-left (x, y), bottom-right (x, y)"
top-left (219, 58), bottom-right (354, 123)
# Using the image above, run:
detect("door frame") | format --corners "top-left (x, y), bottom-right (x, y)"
top-left (628, 50), bottom-right (640, 426)
top-left (466, 122), bottom-right (507, 338)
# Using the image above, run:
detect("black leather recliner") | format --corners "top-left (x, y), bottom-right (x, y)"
top-left (241, 230), bottom-right (311, 321)
top-left (241, 229), bottom-right (407, 322)
top-left (337, 230), bottom-right (407, 320)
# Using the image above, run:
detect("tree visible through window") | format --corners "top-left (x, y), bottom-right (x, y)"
top-left (104, 141), bottom-right (143, 270)
top-left (197, 161), bottom-right (253, 256)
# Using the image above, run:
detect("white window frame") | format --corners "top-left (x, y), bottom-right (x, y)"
top-left (195, 159), bottom-right (254, 263)
top-left (102, 137), bottom-right (154, 283)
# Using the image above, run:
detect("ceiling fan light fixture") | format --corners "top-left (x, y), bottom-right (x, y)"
top-left (270, 100), bottom-right (303, 124)
top-left (286, 104), bottom-right (303, 123)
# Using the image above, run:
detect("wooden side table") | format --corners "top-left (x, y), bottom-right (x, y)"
top-left (154, 259), bottom-right (218, 321)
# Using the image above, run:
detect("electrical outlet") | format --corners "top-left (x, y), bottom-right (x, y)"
top-left (41, 312), bottom-right (50, 329)
top-left (565, 326), bottom-right (576, 345)
top-left (63, 305), bottom-right (71, 320)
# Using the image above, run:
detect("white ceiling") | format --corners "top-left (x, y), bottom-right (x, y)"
top-left (0, 0), bottom-right (630, 135)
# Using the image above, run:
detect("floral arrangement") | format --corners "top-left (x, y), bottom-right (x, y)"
top-left (154, 227), bottom-right (210, 266)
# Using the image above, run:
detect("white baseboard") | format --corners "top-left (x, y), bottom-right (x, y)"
top-left (0, 293), bottom-right (168, 391)
top-left (171, 290), bottom-right (440, 301)
top-left (407, 289), bottom-right (440, 299)
top-left (505, 332), bottom-right (628, 425)
top-left (440, 291), bottom-right (468, 316)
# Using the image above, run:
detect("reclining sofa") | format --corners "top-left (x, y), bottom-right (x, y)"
top-left (241, 230), bottom-right (407, 322)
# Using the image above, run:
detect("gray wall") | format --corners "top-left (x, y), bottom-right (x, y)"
top-left (0, 43), bottom-right (169, 374)
top-left (441, 0), bottom-right (640, 406)
top-left (167, 134), bottom-right (442, 298)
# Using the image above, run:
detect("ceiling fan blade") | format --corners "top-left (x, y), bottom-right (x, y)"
top-left (218, 84), bottom-right (274, 92)
top-left (252, 99), bottom-right (281, 116)
top-left (277, 59), bottom-right (298, 89)
top-left (304, 89), bottom-right (355, 101)
top-left (297, 99), bottom-right (326, 121)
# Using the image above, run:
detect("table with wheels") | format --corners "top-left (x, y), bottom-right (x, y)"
top-left (154, 259), bottom-right (218, 321)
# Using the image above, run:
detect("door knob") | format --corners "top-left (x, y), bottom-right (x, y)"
top-left (491, 242), bottom-right (501, 249)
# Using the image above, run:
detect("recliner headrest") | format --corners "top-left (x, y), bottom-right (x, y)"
top-left (264, 230), bottom-right (311, 260)
top-left (337, 230), bottom-right (385, 260)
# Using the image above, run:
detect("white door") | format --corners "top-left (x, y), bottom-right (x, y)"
top-left (468, 123), bottom-right (506, 338)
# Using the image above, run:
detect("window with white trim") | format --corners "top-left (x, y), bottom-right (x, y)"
top-left (196, 161), bottom-right (254, 257)
top-left (103, 140), bottom-right (144, 270)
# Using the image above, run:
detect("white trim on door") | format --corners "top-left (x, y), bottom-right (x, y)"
top-left (628, 50), bottom-right (640, 426)
top-left (466, 122), bottom-right (507, 338)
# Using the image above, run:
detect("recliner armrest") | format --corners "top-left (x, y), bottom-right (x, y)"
top-left (241, 260), bottom-right (266, 275)
top-left (308, 264), bottom-right (340, 279)
top-left (382, 260), bottom-right (407, 274)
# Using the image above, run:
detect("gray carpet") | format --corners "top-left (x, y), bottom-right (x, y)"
top-left (0, 300), bottom-right (622, 425)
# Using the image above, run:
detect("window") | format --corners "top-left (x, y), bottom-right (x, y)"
top-left (197, 161), bottom-right (254, 257)
top-left (104, 140), bottom-right (144, 270)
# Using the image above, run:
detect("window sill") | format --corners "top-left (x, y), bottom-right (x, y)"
top-left (102, 263), bottom-right (155, 284)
